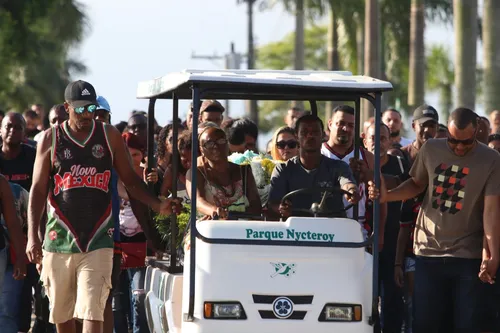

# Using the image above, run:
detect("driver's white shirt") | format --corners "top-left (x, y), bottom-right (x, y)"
top-left (321, 143), bottom-right (368, 238)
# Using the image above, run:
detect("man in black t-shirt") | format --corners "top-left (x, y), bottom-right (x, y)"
top-left (363, 122), bottom-right (408, 333)
top-left (0, 112), bottom-right (36, 191)
top-left (268, 115), bottom-right (359, 219)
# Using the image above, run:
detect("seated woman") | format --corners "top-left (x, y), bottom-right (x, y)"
top-left (186, 123), bottom-right (261, 220)
top-left (270, 126), bottom-right (299, 162)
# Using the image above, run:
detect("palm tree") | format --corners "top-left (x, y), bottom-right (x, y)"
top-left (408, 0), bottom-right (425, 110)
top-left (0, 0), bottom-right (87, 111)
top-left (453, 0), bottom-right (478, 109)
top-left (482, 0), bottom-right (500, 115)
top-left (426, 44), bottom-right (454, 121)
top-left (362, 0), bottom-right (381, 120)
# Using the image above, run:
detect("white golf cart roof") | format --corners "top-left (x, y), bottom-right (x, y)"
top-left (136, 69), bottom-right (393, 100)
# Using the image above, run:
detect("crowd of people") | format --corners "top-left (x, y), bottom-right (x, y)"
top-left (0, 78), bottom-right (498, 333)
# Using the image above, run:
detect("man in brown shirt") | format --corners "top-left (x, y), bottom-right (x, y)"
top-left (401, 104), bottom-right (439, 167)
top-left (369, 107), bottom-right (500, 332)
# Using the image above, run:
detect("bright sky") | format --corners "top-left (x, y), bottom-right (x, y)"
top-left (75, 0), bottom-right (473, 130)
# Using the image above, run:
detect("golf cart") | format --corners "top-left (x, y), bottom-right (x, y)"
top-left (137, 69), bottom-right (392, 333)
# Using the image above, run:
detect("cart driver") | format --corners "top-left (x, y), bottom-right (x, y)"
top-left (268, 114), bottom-right (359, 219)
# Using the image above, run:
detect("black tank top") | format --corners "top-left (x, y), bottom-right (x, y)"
top-left (45, 120), bottom-right (114, 253)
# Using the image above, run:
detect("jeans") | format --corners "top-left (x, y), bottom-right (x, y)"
top-left (379, 249), bottom-right (404, 333)
top-left (0, 264), bottom-right (24, 333)
top-left (113, 267), bottom-right (149, 333)
top-left (414, 256), bottom-right (482, 333)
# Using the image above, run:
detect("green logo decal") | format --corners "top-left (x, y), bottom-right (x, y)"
top-left (270, 262), bottom-right (296, 278)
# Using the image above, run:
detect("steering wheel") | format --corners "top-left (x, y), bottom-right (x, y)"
top-left (213, 211), bottom-right (266, 221)
top-left (280, 186), bottom-right (355, 218)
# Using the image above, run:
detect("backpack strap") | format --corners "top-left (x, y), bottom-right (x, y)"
top-left (397, 156), bottom-right (405, 174)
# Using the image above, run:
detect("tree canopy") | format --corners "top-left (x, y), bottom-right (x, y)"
top-left (0, 0), bottom-right (87, 112)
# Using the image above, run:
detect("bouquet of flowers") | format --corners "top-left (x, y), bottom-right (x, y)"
top-left (154, 203), bottom-right (191, 249)
top-left (228, 150), bottom-right (282, 205)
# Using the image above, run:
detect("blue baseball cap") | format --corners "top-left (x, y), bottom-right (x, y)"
top-left (96, 95), bottom-right (111, 112)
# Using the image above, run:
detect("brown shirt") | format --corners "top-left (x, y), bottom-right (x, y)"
top-left (410, 139), bottom-right (500, 258)
top-left (401, 142), bottom-right (420, 168)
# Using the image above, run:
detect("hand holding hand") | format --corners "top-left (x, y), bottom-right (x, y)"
top-left (26, 236), bottom-right (42, 264)
top-left (479, 257), bottom-right (499, 284)
top-left (13, 258), bottom-right (27, 280)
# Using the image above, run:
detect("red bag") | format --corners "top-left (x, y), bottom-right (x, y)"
top-left (120, 242), bottom-right (147, 269)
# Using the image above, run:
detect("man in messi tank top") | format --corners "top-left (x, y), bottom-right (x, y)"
top-left (26, 80), bottom-right (179, 333)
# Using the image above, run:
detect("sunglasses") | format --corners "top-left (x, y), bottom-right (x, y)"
top-left (72, 104), bottom-right (97, 114)
top-left (489, 134), bottom-right (500, 143)
top-left (276, 140), bottom-right (298, 149)
top-left (447, 136), bottom-right (476, 145)
top-left (203, 138), bottom-right (228, 149)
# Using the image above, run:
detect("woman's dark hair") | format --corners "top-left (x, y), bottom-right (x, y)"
top-left (231, 118), bottom-right (258, 140)
top-left (178, 130), bottom-right (193, 151)
top-left (226, 126), bottom-right (246, 145)
top-left (157, 124), bottom-right (173, 161)
top-left (157, 123), bottom-right (186, 161)
top-left (177, 130), bottom-right (194, 175)
top-left (114, 121), bottom-right (127, 133)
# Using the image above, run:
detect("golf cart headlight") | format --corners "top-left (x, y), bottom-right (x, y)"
top-left (326, 306), bottom-right (353, 321)
top-left (318, 304), bottom-right (362, 322)
top-left (214, 304), bottom-right (241, 318)
top-left (204, 302), bottom-right (247, 320)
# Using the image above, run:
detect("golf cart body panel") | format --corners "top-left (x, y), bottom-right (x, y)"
top-left (138, 69), bottom-right (392, 333)
top-left (182, 217), bottom-right (372, 333)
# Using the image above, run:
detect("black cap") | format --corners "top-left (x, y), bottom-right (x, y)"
top-left (64, 80), bottom-right (97, 108)
top-left (413, 104), bottom-right (439, 124)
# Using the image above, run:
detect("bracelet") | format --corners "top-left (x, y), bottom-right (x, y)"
top-left (394, 263), bottom-right (402, 267)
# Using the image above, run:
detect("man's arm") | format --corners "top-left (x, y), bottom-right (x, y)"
top-left (26, 129), bottom-right (52, 263)
top-left (483, 195), bottom-right (500, 264)
top-left (362, 149), bottom-right (404, 189)
top-left (106, 125), bottom-right (162, 212)
top-left (383, 143), bottom-right (428, 202)
top-left (384, 177), bottom-right (426, 203)
top-left (337, 160), bottom-right (357, 193)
